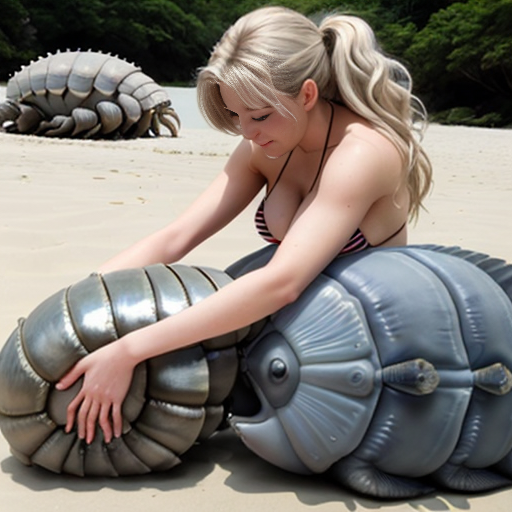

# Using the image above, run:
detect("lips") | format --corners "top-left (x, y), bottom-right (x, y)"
top-left (257, 140), bottom-right (272, 147)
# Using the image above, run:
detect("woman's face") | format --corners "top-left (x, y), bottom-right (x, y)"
top-left (219, 82), bottom-right (308, 159)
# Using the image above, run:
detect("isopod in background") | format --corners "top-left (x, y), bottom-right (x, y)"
top-left (0, 50), bottom-right (180, 139)
top-left (0, 263), bottom-right (247, 476)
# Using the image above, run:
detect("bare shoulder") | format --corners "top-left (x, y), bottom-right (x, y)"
top-left (224, 138), bottom-right (260, 178)
top-left (339, 109), bottom-right (401, 162)
top-left (325, 112), bottom-right (404, 192)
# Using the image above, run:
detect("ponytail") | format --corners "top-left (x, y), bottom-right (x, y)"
top-left (197, 7), bottom-right (432, 220)
top-left (320, 15), bottom-right (432, 220)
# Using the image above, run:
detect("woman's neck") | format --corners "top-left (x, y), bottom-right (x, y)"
top-left (297, 99), bottom-right (335, 154)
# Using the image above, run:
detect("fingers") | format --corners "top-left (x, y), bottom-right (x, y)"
top-left (65, 390), bottom-right (83, 434)
top-left (99, 403), bottom-right (114, 444)
top-left (56, 363), bottom-right (84, 391)
top-left (112, 403), bottom-right (123, 440)
top-left (81, 400), bottom-right (100, 444)
top-left (66, 393), bottom-right (116, 445)
top-left (57, 349), bottom-right (132, 444)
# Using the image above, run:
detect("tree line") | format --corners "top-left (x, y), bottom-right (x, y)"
top-left (1, 0), bottom-right (511, 127)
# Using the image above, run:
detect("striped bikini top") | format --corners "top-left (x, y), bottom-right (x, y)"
top-left (254, 102), bottom-right (405, 255)
top-left (255, 196), bottom-right (372, 254)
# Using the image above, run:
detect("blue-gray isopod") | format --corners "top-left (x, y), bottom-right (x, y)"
top-left (226, 245), bottom-right (512, 498)
top-left (3, 245), bottom-right (512, 499)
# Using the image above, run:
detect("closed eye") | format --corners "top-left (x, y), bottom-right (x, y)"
top-left (226, 110), bottom-right (269, 122)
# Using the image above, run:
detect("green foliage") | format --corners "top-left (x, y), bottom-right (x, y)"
top-left (0, 0), bottom-right (509, 126)
top-left (376, 21), bottom-right (417, 57)
top-left (376, 0), bottom-right (455, 28)
top-left (0, 0), bottom-right (37, 77)
top-left (431, 106), bottom-right (509, 128)
top-left (405, 0), bottom-right (512, 125)
top-left (18, 0), bottom-right (216, 82)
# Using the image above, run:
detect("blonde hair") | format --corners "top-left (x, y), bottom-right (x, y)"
top-left (197, 6), bottom-right (432, 221)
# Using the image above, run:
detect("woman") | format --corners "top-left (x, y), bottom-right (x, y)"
top-left (57, 6), bottom-right (432, 444)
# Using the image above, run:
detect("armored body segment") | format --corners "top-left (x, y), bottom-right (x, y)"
top-left (231, 273), bottom-right (382, 474)
top-left (227, 246), bottom-right (512, 498)
top-left (3, 245), bottom-right (512, 499)
top-left (0, 264), bottom-right (242, 475)
top-left (0, 51), bottom-right (180, 138)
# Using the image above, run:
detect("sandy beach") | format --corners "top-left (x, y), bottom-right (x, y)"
top-left (1, 87), bottom-right (512, 511)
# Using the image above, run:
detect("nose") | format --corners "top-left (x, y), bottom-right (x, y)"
top-left (239, 119), bottom-right (259, 141)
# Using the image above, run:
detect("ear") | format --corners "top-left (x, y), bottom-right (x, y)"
top-left (300, 79), bottom-right (319, 112)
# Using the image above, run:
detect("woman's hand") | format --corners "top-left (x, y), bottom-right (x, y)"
top-left (56, 341), bottom-right (137, 444)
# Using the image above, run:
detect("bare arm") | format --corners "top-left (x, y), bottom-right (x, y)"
top-left (59, 135), bottom-right (402, 443)
top-left (100, 139), bottom-right (265, 272)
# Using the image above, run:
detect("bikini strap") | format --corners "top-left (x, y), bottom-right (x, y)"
top-left (309, 101), bottom-right (335, 192)
top-left (264, 150), bottom-right (294, 200)
top-left (265, 100), bottom-right (334, 200)
top-left (374, 221), bottom-right (407, 247)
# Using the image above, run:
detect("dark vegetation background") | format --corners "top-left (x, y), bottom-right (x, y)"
top-left (1, 0), bottom-right (511, 127)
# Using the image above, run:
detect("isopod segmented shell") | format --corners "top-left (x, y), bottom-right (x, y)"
top-left (0, 51), bottom-right (180, 139)
top-left (226, 245), bottom-right (512, 498)
top-left (0, 263), bottom-right (248, 476)
top-left (5, 244), bottom-right (512, 498)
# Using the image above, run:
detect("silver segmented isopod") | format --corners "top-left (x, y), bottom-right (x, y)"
top-left (0, 50), bottom-right (180, 139)
top-left (0, 263), bottom-right (247, 476)
top-left (5, 244), bottom-right (512, 499)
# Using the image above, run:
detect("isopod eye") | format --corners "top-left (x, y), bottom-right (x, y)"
top-left (245, 331), bottom-right (300, 408)
top-left (270, 358), bottom-right (288, 381)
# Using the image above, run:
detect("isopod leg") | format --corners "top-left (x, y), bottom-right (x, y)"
top-left (431, 461), bottom-right (512, 493)
top-left (329, 454), bottom-right (435, 498)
